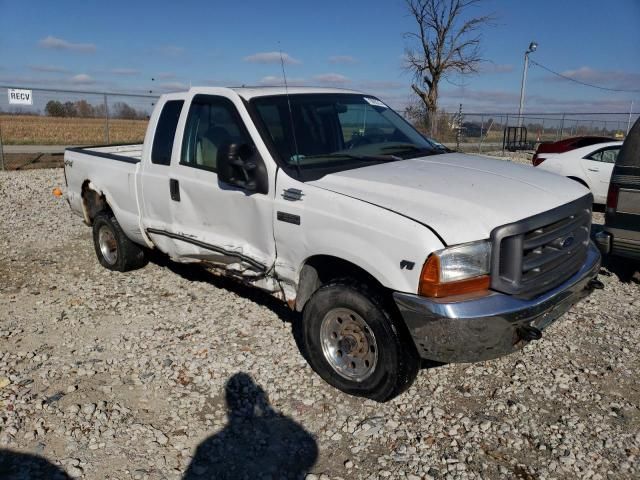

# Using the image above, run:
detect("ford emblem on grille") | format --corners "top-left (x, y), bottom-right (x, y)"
top-left (561, 236), bottom-right (575, 249)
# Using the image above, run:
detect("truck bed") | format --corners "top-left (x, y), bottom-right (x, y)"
top-left (64, 143), bottom-right (145, 245)
top-left (66, 143), bottom-right (143, 163)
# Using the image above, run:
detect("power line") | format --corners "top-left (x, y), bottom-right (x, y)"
top-left (529, 60), bottom-right (640, 94)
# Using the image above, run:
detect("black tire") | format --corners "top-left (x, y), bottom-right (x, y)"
top-left (92, 212), bottom-right (146, 272)
top-left (301, 281), bottom-right (419, 402)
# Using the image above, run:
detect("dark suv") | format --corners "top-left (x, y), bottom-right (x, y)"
top-left (595, 118), bottom-right (640, 260)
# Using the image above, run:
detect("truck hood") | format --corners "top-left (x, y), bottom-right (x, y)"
top-left (309, 153), bottom-right (589, 245)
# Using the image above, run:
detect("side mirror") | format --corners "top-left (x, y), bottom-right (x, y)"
top-left (217, 143), bottom-right (268, 194)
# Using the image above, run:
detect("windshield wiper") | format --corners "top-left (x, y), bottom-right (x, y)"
top-left (302, 153), bottom-right (402, 162)
top-left (380, 144), bottom-right (439, 156)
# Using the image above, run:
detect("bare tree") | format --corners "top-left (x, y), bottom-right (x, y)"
top-left (404, 0), bottom-right (492, 134)
top-left (75, 100), bottom-right (95, 118)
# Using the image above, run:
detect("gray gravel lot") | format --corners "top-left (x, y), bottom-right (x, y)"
top-left (1, 168), bottom-right (639, 480)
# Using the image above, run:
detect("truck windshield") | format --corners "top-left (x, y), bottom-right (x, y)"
top-left (250, 94), bottom-right (440, 173)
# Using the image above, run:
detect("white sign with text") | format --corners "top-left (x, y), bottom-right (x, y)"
top-left (8, 88), bottom-right (33, 105)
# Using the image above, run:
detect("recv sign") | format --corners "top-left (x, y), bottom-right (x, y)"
top-left (8, 88), bottom-right (33, 105)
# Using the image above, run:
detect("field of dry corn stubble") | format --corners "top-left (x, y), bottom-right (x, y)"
top-left (0, 115), bottom-right (148, 145)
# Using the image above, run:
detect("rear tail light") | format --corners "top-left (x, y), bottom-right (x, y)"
top-left (532, 154), bottom-right (545, 166)
top-left (606, 184), bottom-right (619, 213)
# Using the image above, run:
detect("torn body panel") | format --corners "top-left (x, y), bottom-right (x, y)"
top-left (148, 229), bottom-right (268, 273)
top-left (80, 181), bottom-right (107, 225)
top-left (64, 146), bottom-right (147, 245)
top-left (205, 262), bottom-right (283, 295)
top-left (148, 229), bottom-right (285, 297)
top-left (151, 164), bottom-right (277, 272)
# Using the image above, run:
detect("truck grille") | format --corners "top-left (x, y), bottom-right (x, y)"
top-left (490, 195), bottom-right (592, 299)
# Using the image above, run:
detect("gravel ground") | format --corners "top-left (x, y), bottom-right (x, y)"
top-left (1, 168), bottom-right (639, 480)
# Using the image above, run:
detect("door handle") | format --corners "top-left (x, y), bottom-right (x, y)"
top-left (587, 168), bottom-right (599, 172)
top-left (169, 179), bottom-right (180, 201)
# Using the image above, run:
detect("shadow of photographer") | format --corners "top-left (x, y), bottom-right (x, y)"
top-left (183, 372), bottom-right (318, 479)
top-left (0, 449), bottom-right (71, 479)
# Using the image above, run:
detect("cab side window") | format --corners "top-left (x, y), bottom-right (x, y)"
top-left (587, 147), bottom-right (620, 164)
top-left (151, 100), bottom-right (184, 165)
top-left (181, 95), bottom-right (251, 172)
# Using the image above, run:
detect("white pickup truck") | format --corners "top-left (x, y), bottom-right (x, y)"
top-left (64, 87), bottom-right (601, 401)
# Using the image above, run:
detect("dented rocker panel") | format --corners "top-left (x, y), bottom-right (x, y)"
top-left (146, 228), bottom-right (268, 272)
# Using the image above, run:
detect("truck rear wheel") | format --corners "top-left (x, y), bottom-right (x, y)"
top-left (92, 212), bottom-right (146, 272)
top-left (301, 281), bottom-right (419, 402)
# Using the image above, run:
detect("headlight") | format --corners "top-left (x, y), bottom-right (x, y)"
top-left (419, 240), bottom-right (491, 298)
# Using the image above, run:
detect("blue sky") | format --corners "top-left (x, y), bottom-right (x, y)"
top-left (1, 0), bottom-right (638, 113)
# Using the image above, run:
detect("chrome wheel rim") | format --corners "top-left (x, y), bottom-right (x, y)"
top-left (98, 226), bottom-right (118, 265)
top-left (320, 308), bottom-right (378, 382)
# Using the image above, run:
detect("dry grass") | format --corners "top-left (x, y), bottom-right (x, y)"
top-left (0, 115), bottom-right (148, 145)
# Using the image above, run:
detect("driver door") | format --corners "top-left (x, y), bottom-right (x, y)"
top-left (161, 94), bottom-right (276, 276)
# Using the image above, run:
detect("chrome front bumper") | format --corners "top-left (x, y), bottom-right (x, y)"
top-left (394, 242), bottom-right (601, 363)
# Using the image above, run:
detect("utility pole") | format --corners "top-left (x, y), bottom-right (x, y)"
top-left (456, 103), bottom-right (463, 151)
top-left (627, 100), bottom-right (635, 135)
top-left (103, 94), bottom-right (110, 144)
top-left (518, 41), bottom-right (538, 127)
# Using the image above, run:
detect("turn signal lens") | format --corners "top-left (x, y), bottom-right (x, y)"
top-left (418, 240), bottom-right (492, 298)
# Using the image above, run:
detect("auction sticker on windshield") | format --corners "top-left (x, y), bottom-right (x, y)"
top-left (364, 97), bottom-right (387, 108)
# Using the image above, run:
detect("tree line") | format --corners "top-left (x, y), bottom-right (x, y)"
top-left (44, 99), bottom-right (149, 120)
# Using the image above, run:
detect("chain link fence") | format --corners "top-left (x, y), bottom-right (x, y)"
top-left (432, 111), bottom-right (638, 154)
top-left (1, 85), bottom-right (638, 169)
top-left (0, 86), bottom-right (158, 170)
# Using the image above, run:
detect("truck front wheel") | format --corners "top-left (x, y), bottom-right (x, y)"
top-left (92, 212), bottom-right (146, 272)
top-left (301, 281), bottom-right (419, 402)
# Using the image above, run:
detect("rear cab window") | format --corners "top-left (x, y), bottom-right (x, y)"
top-left (151, 100), bottom-right (184, 165)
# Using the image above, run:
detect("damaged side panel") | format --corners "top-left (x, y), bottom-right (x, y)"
top-left (151, 156), bottom-right (279, 294)
top-left (64, 149), bottom-right (147, 246)
top-left (134, 90), bottom-right (286, 300)
top-left (81, 182), bottom-right (108, 224)
top-left (149, 228), bottom-right (283, 294)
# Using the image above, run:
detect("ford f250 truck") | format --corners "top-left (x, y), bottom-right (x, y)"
top-left (64, 87), bottom-right (601, 401)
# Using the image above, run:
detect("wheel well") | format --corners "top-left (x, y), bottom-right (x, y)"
top-left (81, 180), bottom-right (112, 225)
top-left (295, 255), bottom-right (385, 312)
top-left (567, 176), bottom-right (589, 188)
